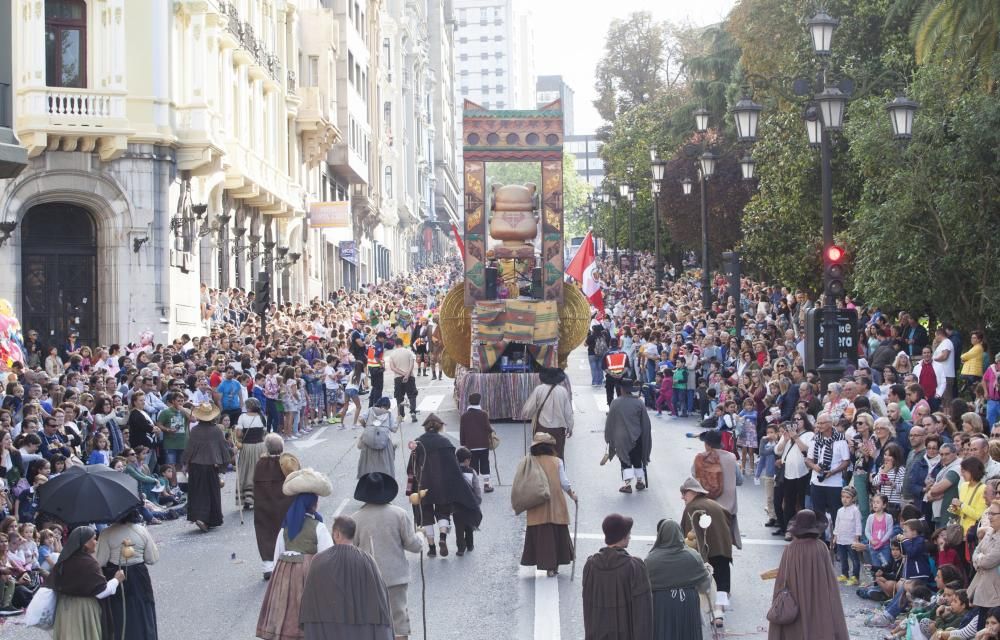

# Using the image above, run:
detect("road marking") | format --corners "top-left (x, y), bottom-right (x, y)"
top-left (331, 498), bottom-right (349, 518)
top-left (417, 394), bottom-right (444, 412)
top-left (292, 428), bottom-right (328, 449)
top-left (520, 565), bottom-right (561, 640)
top-left (574, 532), bottom-right (787, 546)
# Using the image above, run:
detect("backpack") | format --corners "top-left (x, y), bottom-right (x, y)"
top-left (694, 450), bottom-right (724, 500)
top-left (594, 335), bottom-right (609, 359)
top-left (360, 412), bottom-right (392, 450)
top-left (510, 455), bottom-right (551, 514)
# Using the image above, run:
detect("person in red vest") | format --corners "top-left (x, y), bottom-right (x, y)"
top-left (603, 338), bottom-right (633, 408)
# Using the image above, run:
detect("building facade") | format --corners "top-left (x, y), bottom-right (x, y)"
top-left (535, 75), bottom-right (574, 135)
top-left (565, 134), bottom-right (604, 188)
top-left (0, 0), bottom-right (460, 347)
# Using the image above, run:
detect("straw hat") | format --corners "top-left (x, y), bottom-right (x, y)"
top-left (191, 402), bottom-right (221, 422)
top-left (282, 468), bottom-right (332, 497)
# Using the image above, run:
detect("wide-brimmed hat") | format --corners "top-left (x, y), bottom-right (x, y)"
top-left (354, 472), bottom-right (398, 505)
top-left (282, 468), bottom-right (332, 497)
top-left (787, 509), bottom-right (828, 538)
top-left (538, 367), bottom-right (566, 385)
top-left (602, 513), bottom-right (634, 545)
top-left (621, 377), bottom-right (638, 393)
top-left (191, 402), bottom-right (221, 422)
top-left (531, 432), bottom-right (557, 446)
top-left (679, 477), bottom-right (708, 495)
top-left (278, 453), bottom-right (300, 477)
top-left (422, 413), bottom-right (444, 429)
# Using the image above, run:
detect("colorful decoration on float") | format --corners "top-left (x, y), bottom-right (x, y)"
top-left (0, 299), bottom-right (26, 371)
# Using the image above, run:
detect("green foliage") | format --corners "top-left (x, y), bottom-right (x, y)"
top-left (846, 59), bottom-right (1000, 329)
top-left (908, 0), bottom-right (1000, 83)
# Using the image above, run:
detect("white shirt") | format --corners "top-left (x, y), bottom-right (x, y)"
top-left (809, 437), bottom-right (851, 487)
top-left (934, 337), bottom-right (955, 379)
top-left (777, 431), bottom-right (814, 480)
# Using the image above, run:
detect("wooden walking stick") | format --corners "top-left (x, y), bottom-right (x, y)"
top-left (491, 446), bottom-right (502, 486)
top-left (570, 495), bottom-right (580, 581)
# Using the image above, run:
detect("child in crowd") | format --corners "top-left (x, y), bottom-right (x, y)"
top-left (86, 432), bottom-right (112, 466)
top-left (899, 519), bottom-right (933, 584)
top-left (454, 447), bottom-right (482, 557)
top-left (737, 398), bottom-right (758, 473)
top-left (833, 486), bottom-right (863, 586)
top-left (866, 493), bottom-right (895, 574)
top-left (338, 362), bottom-right (365, 429)
top-left (36, 528), bottom-right (59, 576)
top-left (304, 361), bottom-right (326, 427)
top-left (655, 365), bottom-right (673, 416)
top-left (757, 424), bottom-right (777, 523)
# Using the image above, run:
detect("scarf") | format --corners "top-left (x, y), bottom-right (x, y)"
top-left (645, 520), bottom-right (710, 591)
top-left (812, 429), bottom-right (844, 471)
top-left (283, 493), bottom-right (322, 540)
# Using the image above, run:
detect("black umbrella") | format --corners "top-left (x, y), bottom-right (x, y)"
top-left (37, 465), bottom-right (142, 526)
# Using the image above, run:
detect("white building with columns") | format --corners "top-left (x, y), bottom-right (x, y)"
top-left (0, 0), bottom-right (430, 347)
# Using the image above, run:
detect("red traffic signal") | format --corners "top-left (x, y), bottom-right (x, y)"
top-left (825, 245), bottom-right (845, 262)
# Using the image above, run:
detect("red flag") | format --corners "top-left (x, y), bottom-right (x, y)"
top-left (451, 223), bottom-right (465, 259)
top-left (565, 231), bottom-right (604, 315)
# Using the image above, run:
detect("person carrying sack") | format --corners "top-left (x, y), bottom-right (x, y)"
top-left (522, 368), bottom-right (574, 459)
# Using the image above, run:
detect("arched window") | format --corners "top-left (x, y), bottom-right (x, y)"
top-left (45, 0), bottom-right (87, 88)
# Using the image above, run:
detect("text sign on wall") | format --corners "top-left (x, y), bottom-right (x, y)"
top-left (309, 201), bottom-right (350, 228)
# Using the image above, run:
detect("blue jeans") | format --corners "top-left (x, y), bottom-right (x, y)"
top-left (265, 398), bottom-right (281, 432)
top-left (868, 544), bottom-right (891, 569)
top-left (836, 543), bottom-right (860, 579)
top-left (645, 360), bottom-right (657, 384)
top-left (988, 399), bottom-right (1000, 430)
top-left (810, 484), bottom-right (842, 540)
top-left (163, 449), bottom-right (184, 466)
top-left (588, 355), bottom-right (603, 385)
top-left (686, 388), bottom-right (696, 415)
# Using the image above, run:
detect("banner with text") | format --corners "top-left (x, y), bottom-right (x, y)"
top-left (309, 201), bottom-right (350, 228)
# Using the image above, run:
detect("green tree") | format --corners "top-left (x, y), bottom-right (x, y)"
top-left (905, 0), bottom-right (1000, 82)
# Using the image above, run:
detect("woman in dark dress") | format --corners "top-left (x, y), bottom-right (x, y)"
top-left (645, 519), bottom-right (712, 640)
top-left (95, 510), bottom-right (160, 640)
top-left (49, 526), bottom-right (124, 640)
top-left (126, 391), bottom-right (159, 471)
top-left (181, 403), bottom-right (231, 532)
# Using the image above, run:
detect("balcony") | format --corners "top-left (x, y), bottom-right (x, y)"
top-left (16, 87), bottom-right (132, 161)
top-left (222, 140), bottom-right (301, 217)
top-left (296, 87), bottom-right (341, 166)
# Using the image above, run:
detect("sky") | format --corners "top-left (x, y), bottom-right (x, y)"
top-left (523, 0), bottom-right (738, 133)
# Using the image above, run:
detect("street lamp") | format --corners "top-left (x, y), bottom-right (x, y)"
top-left (731, 95), bottom-right (763, 143)
top-left (619, 181), bottom-right (634, 271)
top-left (739, 153), bottom-right (756, 181)
top-left (693, 107), bottom-right (710, 133)
top-left (886, 95), bottom-right (919, 140)
top-left (698, 151), bottom-right (718, 179)
top-left (681, 177), bottom-right (693, 196)
top-left (602, 188), bottom-right (617, 263)
top-left (804, 107), bottom-right (823, 147)
top-left (807, 10), bottom-right (839, 56)
top-left (816, 86), bottom-right (848, 131)
top-left (650, 156), bottom-right (667, 288)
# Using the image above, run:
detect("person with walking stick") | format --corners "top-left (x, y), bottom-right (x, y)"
top-left (516, 432), bottom-right (577, 577)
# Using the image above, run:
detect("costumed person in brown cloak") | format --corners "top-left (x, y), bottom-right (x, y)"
top-left (49, 526), bottom-right (124, 640)
top-left (351, 472), bottom-right (424, 640)
top-left (582, 513), bottom-right (653, 640)
top-left (679, 476), bottom-right (733, 628)
top-left (256, 468), bottom-right (333, 640)
top-left (604, 379), bottom-right (652, 493)
top-left (254, 434), bottom-right (299, 580)
top-left (182, 402), bottom-right (231, 532)
top-left (767, 509), bottom-right (850, 640)
top-left (299, 516), bottom-right (394, 640)
top-left (522, 368), bottom-right (574, 460)
top-left (519, 432), bottom-right (577, 577)
top-left (405, 413), bottom-right (483, 557)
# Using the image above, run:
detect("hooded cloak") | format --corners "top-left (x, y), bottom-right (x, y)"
top-left (406, 430), bottom-right (483, 528)
top-left (645, 520), bottom-right (711, 592)
top-left (767, 536), bottom-right (850, 640)
top-left (604, 395), bottom-right (652, 464)
top-left (299, 544), bottom-right (393, 640)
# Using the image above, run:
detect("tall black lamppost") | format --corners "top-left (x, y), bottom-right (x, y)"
top-left (731, 8), bottom-right (918, 389)
top-left (618, 181), bottom-right (635, 272)
top-left (603, 188), bottom-right (617, 264)
top-left (650, 151), bottom-right (666, 289)
top-left (680, 107), bottom-right (718, 311)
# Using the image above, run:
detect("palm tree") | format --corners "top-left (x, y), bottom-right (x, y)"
top-left (906, 0), bottom-right (1000, 74)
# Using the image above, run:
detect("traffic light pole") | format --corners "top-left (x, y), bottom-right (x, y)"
top-left (817, 127), bottom-right (844, 391)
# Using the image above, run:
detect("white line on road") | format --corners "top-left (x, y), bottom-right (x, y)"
top-left (417, 394), bottom-right (444, 413)
top-left (292, 427), bottom-right (327, 449)
top-left (574, 532), bottom-right (787, 546)
top-left (520, 565), bottom-right (561, 640)
top-left (331, 498), bottom-right (349, 518)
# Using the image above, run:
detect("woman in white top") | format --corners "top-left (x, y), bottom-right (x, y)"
top-left (773, 411), bottom-right (815, 537)
top-left (95, 511), bottom-right (160, 640)
top-left (235, 398), bottom-right (268, 509)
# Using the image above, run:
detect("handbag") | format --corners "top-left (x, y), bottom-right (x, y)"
top-left (488, 431), bottom-right (501, 450)
top-left (766, 588), bottom-right (799, 625)
top-left (23, 586), bottom-right (56, 629)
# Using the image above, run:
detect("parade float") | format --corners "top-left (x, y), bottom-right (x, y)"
top-left (438, 100), bottom-right (589, 420)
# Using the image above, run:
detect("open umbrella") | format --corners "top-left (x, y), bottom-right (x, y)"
top-left (37, 465), bottom-right (142, 526)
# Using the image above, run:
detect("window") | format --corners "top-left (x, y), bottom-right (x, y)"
top-left (495, 84), bottom-right (503, 92)
top-left (459, 69), bottom-right (469, 76)
top-left (459, 53), bottom-right (468, 61)
top-left (307, 56), bottom-right (320, 87)
top-left (480, 36), bottom-right (487, 42)
top-left (45, 0), bottom-right (87, 88)
top-left (494, 35), bottom-right (503, 41)
top-left (348, 52), bottom-right (355, 83)
top-left (383, 101), bottom-right (391, 123)
top-left (495, 68), bottom-right (503, 75)
top-left (481, 86), bottom-right (489, 95)
top-left (495, 52), bottom-right (504, 59)
top-left (480, 53), bottom-right (488, 59)
top-left (460, 85), bottom-right (468, 94)
top-left (383, 38), bottom-right (391, 70)
top-left (459, 37), bottom-right (467, 44)
top-left (384, 166), bottom-right (393, 198)
top-left (496, 101), bottom-right (505, 108)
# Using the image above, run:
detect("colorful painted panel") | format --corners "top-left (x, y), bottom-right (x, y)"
top-left (540, 159), bottom-right (564, 302)
top-left (462, 100), bottom-right (564, 163)
top-left (464, 160), bottom-right (487, 305)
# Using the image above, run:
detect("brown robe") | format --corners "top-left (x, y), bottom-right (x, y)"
top-left (459, 407), bottom-right (493, 450)
top-left (681, 495), bottom-right (733, 560)
top-left (768, 537), bottom-right (850, 640)
top-left (299, 544), bottom-right (393, 640)
top-left (582, 546), bottom-right (653, 640)
top-left (253, 455), bottom-right (294, 561)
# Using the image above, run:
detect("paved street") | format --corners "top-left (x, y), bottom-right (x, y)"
top-left (3, 347), bottom-right (886, 639)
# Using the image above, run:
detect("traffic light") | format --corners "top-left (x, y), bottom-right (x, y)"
top-left (823, 245), bottom-right (847, 299)
top-left (253, 271), bottom-right (271, 316)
